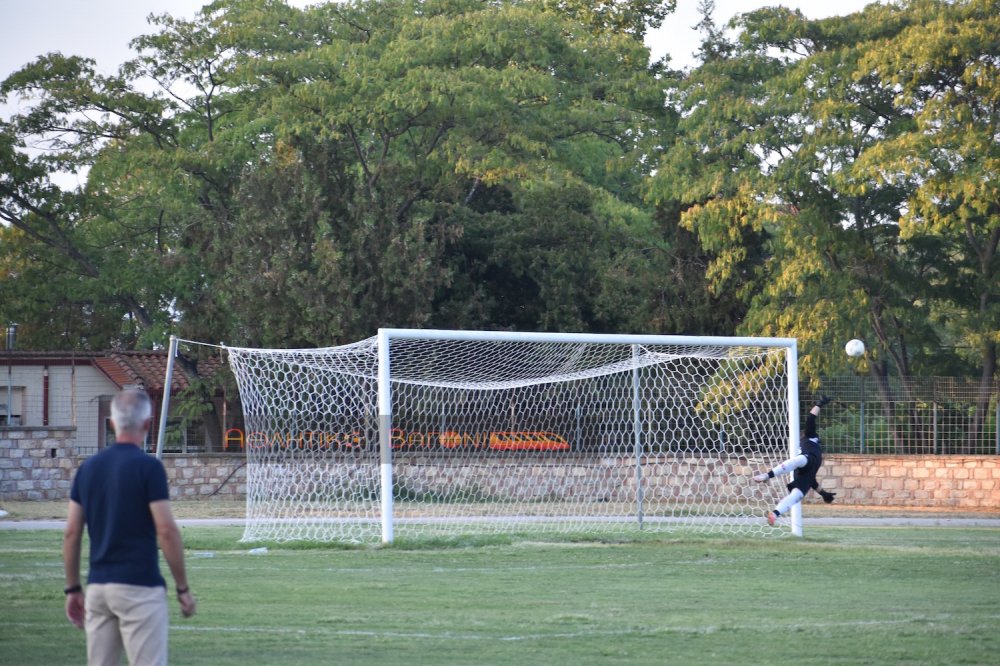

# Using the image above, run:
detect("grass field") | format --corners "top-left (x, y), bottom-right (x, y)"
top-left (1, 522), bottom-right (999, 665)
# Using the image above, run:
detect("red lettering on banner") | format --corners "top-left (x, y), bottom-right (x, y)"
top-left (226, 428), bottom-right (570, 452)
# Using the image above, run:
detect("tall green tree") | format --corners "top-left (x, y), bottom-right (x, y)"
top-left (650, 2), bottom-right (973, 371)
top-left (0, 0), bottom-right (671, 348)
top-left (0, 54), bottom-right (178, 348)
top-left (648, 0), bottom-right (998, 449)
top-left (853, 0), bottom-right (1000, 449)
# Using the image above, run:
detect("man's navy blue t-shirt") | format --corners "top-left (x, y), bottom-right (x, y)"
top-left (70, 443), bottom-right (169, 588)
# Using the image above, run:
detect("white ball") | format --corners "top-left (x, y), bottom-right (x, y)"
top-left (845, 339), bottom-right (866, 357)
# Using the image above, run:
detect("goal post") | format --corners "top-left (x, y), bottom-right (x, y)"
top-left (222, 328), bottom-right (803, 543)
top-left (785, 340), bottom-right (803, 537)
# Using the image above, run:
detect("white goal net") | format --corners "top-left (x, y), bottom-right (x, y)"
top-left (223, 329), bottom-right (800, 543)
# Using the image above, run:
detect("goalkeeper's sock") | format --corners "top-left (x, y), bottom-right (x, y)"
top-left (772, 455), bottom-right (808, 476)
top-left (775, 488), bottom-right (805, 515)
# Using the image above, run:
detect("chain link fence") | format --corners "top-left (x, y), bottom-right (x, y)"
top-left (803, 376), bottom-right (1000, 455)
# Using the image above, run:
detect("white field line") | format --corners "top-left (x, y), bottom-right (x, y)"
top-left (184, 561), bottom-right (660, 576)
top-left (0, 573), bottom-right (54, 581)
top-left (7, 614), bottom-right (998, 642)
top-left (4, 516), bottom-right (1000, 530)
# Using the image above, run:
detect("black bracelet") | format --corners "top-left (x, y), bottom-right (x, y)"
top-left (64, 584), bottom-right (83, 595)
top-left (176, 586), bottom-right (189, 595)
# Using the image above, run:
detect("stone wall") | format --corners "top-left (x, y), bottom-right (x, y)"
top-left (1, 427), bottom-right (997, 509)
top-left (0, 427), bottom-right (77, 501)
top-left (0, 427), bottom-right (245, 501)
top-left (160, 456), bottom-right (246, 499)
top-left (823, 455), bottom-right (1000, 508)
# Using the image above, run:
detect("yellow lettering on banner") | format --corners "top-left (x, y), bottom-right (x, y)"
top-left (224, 428), bottom-right (245, 451)
top-left (439, 431), bottom-right (462, 448)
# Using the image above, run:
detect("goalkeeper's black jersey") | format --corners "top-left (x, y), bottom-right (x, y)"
top-left (791, 412), bottom-right (823, 493)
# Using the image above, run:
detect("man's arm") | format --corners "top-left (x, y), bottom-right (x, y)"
top-left (150, 499), bottom-right (196, 618)
top-left (63, 500), bottom-right (85, 629)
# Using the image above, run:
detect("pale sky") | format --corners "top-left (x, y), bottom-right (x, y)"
top-left (0, 0), bottom-right (875, 188)
top-left (1, 0), bottom-right (877, 88)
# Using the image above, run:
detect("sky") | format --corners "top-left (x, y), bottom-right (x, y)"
top-left (0, 0), bottom-right (875, 186)
top-left (1, 1), bottom-right (877, 89)
top-left (0, 0), bottom-right (874, 188)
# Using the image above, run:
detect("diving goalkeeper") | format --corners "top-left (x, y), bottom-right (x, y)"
top-left (753, 395), bottom-right (837, 526)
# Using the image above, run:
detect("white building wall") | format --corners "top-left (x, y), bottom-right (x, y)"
top-left (1, 363), bottom-right (118, 451)
top-left (2, 365), bottom-right (31, 425)
top-left (63, 365), bottom-right (118, 452)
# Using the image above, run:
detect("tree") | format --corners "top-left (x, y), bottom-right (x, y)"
top-left (541, 0), bottom-right (676, 41)
top-left (647, 0), bottom-right (1000, 450)
top-left (0, 54), bottom-right (178, 348)
top-left (1, 0), bottom-right (671, 348)
top-left (646, 3), bottom-right (777, 335)
top-left (853, 0), bottom-right (1000, 450)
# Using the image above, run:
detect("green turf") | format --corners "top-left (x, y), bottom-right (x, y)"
top-left (1, 526), bottom-right (998, 665)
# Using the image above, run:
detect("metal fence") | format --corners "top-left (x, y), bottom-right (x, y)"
top-left (804, 376), bottom-right (999, 455)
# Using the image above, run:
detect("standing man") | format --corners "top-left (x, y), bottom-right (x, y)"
top-left (63, 389), bottom-right (196, 665)
top-left (753, 395), bottom-right (837, 525)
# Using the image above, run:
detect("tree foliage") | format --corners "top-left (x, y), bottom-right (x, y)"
top-left (0, 0), bottom-right (996, 401)
top-left (853, 0), bottom-right (1000, 383)
top-left (1, 0), bottom-right (671, 347)
top-left (648, 0), bottom-right (998, 385)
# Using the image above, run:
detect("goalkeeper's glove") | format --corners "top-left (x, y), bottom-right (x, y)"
top-left (816, 395), bottom-right (832, 407)
top-left (818, 489), bottom-right (836, 504)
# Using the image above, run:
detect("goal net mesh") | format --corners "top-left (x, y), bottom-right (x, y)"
top-left (226, 333), bottom-right (795, 542)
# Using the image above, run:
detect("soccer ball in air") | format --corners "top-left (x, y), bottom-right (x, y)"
top-left (845, 339), bottom-right (866, 357)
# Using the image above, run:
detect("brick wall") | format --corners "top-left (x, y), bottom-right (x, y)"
top-left (823, 454), bottom-right (1000, 508)
top-left (0, 427), bottom-right (245, 501)
top-left (160, 456), bottom-right (246, 499)
top-left (0, 427), bottom-right (77, 500)
top-left (1, 427), bottom-right (997, 509)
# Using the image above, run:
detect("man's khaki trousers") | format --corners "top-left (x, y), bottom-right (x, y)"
top-left (85, 583), bottom-right (168, 666)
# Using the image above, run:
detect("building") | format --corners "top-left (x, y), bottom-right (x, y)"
top-left (0, 350), bottom-right (229, 455)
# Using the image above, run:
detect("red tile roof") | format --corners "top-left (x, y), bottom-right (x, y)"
top-left (95, 352), bottom-right (223, 394)
top-left (4, 350), bottom-right (224, 394)
top-left (93, 357), bottom-right (134, 388)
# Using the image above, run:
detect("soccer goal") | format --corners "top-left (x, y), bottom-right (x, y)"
top-left (208, 329), bottom-right (802, 543)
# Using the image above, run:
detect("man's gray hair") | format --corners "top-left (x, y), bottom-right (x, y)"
top-left (111, 389), bottom-right (153, 433)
